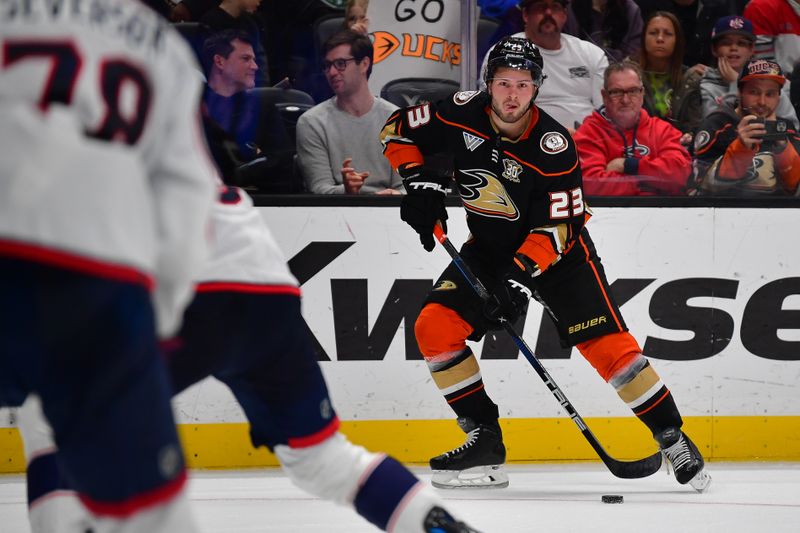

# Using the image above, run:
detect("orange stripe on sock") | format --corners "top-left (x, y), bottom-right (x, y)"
top-left (446, 383), bottom-right (485, 404)
top-left (634, 389), bottom-right (670, 416)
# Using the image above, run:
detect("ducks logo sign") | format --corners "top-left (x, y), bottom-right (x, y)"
top-left (367, 0), bottom-right (461, 94)
top-left (372, 31), bottom-right (461, 66)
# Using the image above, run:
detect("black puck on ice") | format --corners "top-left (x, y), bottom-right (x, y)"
top-left (601, 494), bottom-right (624, 504)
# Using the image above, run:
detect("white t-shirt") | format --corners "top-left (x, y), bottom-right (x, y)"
top-left (480, 32), bottom-right (608, 128)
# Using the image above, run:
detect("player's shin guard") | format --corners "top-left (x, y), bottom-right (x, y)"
top-left (610, 356), bottom-right (711, 491)
top-left (609, 356), bottom-right (682, 435)
top-left (427, 348), bottom-right (499, 426)
top-left (424, 350), bottom-right (507, 488)
top-left (415, 304), bottom-right (499, 427)
top-left (274, 432), bottom-right (468, 532)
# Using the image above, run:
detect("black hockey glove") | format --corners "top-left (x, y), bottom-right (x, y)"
top-left (399, 165), bottom-right (450, 252)
top-left (484, 256), bottom-right (539, 324)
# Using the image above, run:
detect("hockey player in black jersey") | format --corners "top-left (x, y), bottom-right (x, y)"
top-left (380, 36), bottom-right (711, 492)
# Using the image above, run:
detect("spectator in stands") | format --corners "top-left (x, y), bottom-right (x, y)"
top-left (202, 31), bottom-right (287, 171)
top-left (744, 0), bottom-right (800, 78)
top-left (691, 58), bottom-right (800, 196)
top-left (481, 0), bottom-right (608, 131)
top-left (203, 30), bottom-right (259, 161)
top-left (701, 15), bottom-right (799, 128)
top-left (564, 0), bottom-right (644, 62)
top-left (635, 0), bottom-right (719, 68)
top-left (635, 11), bottom-right (702, 141)
top-left (297, 30), bottom-right (403, 195)
top-left (574, 61), bottom-right (692, 195)
top-left (344, 0), bottom-right (370, 34)
top-left (200, 0), bottom-right (270, 86)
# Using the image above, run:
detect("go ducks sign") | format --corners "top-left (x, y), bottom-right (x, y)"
top-left (367, 0), bottom-right (461, 94)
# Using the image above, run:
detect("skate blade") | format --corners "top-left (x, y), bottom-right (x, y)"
top-left (431, 465), bottom-right (509, 489)
top-left (689, 468), bottom-right (712, 493)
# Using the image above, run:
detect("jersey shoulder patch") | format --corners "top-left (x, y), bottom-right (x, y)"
top-left (453, 91), bottom-right (481, 105)
top-left (540, 131), bottom-right (569, 154)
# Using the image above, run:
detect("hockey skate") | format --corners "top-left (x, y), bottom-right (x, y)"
top-left (423, 506), bottom-right (482, 533)
top-left (656, 427), bottom-right (712, 492)
top-left (429, 418), bottom-right (508, 489)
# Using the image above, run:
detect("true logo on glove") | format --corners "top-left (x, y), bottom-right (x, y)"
top-left (406, 181), bottom-right (449, 194)
top-left (508, 279), bottom-right (532, 299)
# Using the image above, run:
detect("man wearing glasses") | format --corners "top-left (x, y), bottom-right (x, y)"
top-left (297, 30), bottom-right (403, 194)
top-left (573, 61), bottom-right (692, 196)
top-left (480, 0), bottom-right (608, 132)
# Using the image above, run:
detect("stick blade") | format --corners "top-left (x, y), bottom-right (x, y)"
top-left (603, 450), bottom-right (663, 479)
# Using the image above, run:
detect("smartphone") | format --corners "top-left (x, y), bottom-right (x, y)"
top-left (750, 117), bottom-right (789, 141)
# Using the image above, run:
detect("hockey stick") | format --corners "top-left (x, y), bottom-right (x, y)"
top-left (432, 225), bottom-right (663, 479)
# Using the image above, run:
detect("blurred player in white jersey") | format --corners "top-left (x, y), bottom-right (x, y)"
top-left (18, 184), bottom-right (481, 533)
top-left (0, 0), bottom-right (217, 531)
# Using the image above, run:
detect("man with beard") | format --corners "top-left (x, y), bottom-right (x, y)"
top-left (692, 58), bottom-right (800, 195)
top-left (380, 36), bottom-right (710, 492)
top-left (574, 61), bottom-right (692, 195)
top-left (480, 0), bottom-right (608, 131)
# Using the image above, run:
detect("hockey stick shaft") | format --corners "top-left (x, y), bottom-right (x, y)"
top-left (432, 225), bottom-right (662, 479)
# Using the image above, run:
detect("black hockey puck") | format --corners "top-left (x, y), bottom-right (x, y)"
top-left (601, 494), bottom-right (624, 504)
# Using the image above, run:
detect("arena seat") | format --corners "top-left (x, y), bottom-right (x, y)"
top-left (380, 77), bottom-right (461, 108)
top-left (172, 22), bottom-right (209, 67)
top-left (237, 87), bottom-right (315, 193)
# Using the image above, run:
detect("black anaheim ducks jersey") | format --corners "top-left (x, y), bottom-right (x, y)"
top-left (382, 90), bottom-right (587, 267)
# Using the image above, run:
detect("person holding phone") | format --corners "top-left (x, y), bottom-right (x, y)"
top-left (699, 15), bottom-right (798, 128)
top-left (692, 58), bottom-right (800, 196)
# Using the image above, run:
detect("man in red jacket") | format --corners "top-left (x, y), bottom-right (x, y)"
top-left (573, 61), bottom-right (692, 196)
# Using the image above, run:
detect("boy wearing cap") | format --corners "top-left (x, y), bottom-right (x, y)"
top-left (692, 58), bottom-right (800, 195)
top-left (700, 15), bottom-right (798, 126)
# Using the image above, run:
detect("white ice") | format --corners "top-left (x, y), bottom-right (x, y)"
top-left (1, 462), bottom-right (798, 532)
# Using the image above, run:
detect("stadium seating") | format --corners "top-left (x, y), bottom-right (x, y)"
top-left (380, 77), bottom-right (461, 108)
top-left (238, 87), bottom-right (315, 193)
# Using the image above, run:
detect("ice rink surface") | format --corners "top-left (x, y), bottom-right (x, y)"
top-left (1, 462), bottom-right (799, 532)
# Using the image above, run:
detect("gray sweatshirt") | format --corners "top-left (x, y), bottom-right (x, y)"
top-left (296, 96), bottom-right (403, 194)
